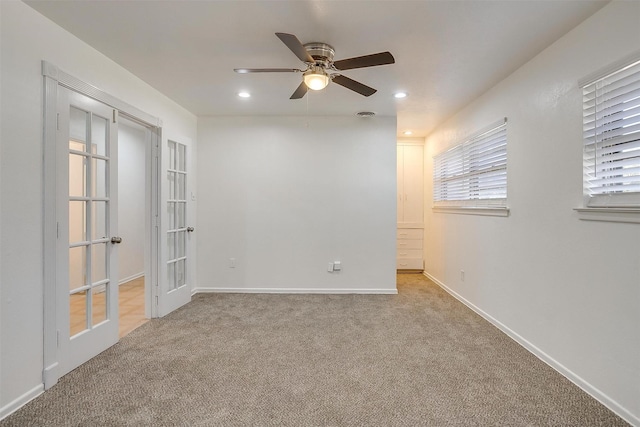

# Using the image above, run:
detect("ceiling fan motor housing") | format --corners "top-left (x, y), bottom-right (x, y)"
top-left (304, 42), bottom-right (335, 67)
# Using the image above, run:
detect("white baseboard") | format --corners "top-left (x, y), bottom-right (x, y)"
top-left (119, 272), bottom-right (144, 286)
top-left (192, 287), bottom-right (398, 295)
top-left (423, 271), bottom-right (639, 427)
top-left (43, 362), bottom-right (59, 390)
top-left (0, 384), bottom-right (44, 421)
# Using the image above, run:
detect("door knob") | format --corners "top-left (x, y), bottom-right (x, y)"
top-left (186, 227), bottom-right (194, 232)
top-left (110, 236), bottom-right (123, 244)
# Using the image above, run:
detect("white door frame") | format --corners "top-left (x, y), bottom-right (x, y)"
top-left (42, 61), bottom-right (162, 388)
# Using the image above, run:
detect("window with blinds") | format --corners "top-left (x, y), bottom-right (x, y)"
top-left (433, 119), bottom-right (507, 208)
top-left (582, 58), bottom-right (640, 208)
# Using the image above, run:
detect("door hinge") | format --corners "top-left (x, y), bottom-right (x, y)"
top-left (112, 109), bottom-right (117, 124)
top-left (56, 330), bottom-right (60, 348)
top-left (56, 113), bottom-right (60, 131)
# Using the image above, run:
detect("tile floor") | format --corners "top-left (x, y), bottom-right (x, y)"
top-left (70, 276), bottom-right (147, 338)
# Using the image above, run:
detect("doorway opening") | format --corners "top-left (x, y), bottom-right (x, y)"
top-left (116, 117), bottom-right (149, 337)
top-left (43, 60), bottom-right (187, 389)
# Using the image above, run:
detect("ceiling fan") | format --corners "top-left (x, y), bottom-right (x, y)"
top-left (234, 32), bottom-right (395, 99)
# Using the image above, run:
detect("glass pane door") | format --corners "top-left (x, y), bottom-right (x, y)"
top-left (167, 140), bottom-right (187, 291)
top-left (56, 86), bottom-right (119, 380)
top-left (68, 106), bottom-right (111, 336)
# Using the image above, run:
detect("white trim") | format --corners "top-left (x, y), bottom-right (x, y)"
top-left (42, 61), bottom-right (161, 128)
top-left (42, 70), bottom-right (59, 391)
top-left (42, 362), bottom-right (58, 389)
top-left (192, 287), bottom-right (398, 295)
top-left (432, 206), bottom-right (510, 217)
top-left (423, 271), bottom-right (640, 427)
top-left (578, 49), bottom-right (640, 88)
top-left (574, 208), bottom-right (640, 224)
top-left (0, 384), bottom-right (44, 421)
top-left (119, 272), bottom-right (145, 286)
top-left (149, 127), bottom-right (161, 319)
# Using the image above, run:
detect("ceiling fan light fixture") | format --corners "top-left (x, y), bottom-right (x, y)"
top-left (234, 32), bottom-right (395, 99)
top-left (303, 67), bottom-right (330, 91)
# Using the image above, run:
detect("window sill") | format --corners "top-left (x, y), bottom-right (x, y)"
top-left (432, 206), bottom-right (510, 217)
top-left (574, 207), bottom-right (640, 224)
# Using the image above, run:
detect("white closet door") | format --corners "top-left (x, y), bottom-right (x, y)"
top-left (401, 144), bottom-right (424, 224)
top-left (397, 145), bottom-right (405, 222)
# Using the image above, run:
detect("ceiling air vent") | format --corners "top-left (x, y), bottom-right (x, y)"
top-left (356, 111), bottom-right (376, 117)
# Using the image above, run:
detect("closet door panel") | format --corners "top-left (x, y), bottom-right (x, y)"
top-left (397, 146), bottom-right (404, 222)
top-left (402, 145), bottom-right (424, 224)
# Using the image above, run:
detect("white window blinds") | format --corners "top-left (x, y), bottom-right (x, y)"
top-left (433, 119), bottom-right (507, 207)
top-left (583, 59), bottom-right (640, 208)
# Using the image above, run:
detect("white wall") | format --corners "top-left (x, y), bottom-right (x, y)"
top-left (118, 121), bottom-right (146, 282)
top-left (0, 0), bottom-right (197, 415)
top-left (197, 116), bottom-right (397, 293)
top-left (423, 1), bottom-right (640, 424)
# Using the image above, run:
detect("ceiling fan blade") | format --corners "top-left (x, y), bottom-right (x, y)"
top-left (234, 68), bottom-right (300, 73)
top-left (333, 52), bottom-right (395, 71)
top-left (275, 32), bottom-right (314, 63)
top-left (290, 81), bottom-right (308, 99)
top-left (332, 75), bottom-right (377, 97)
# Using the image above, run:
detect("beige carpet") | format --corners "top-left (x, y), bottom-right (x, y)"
top-left (1, 274), bottom-right (627, 426)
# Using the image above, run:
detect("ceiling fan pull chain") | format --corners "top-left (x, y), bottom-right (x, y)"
top-left (306, 90), bottom-right (309, 122)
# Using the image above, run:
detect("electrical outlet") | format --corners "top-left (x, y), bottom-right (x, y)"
top-left (229, 258), bottom-right (236, 268)
top-left (328, 262), bottom-right (334, 272)
top-left (460, 270), bottom-right (465, 282)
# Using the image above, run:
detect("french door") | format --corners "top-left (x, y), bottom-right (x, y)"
top-left (43, 62), bottom-right (192, 385)
top-left (158, 139), bottom-right (192, 316)
top-left (56, 87), bottom-right (120, 376)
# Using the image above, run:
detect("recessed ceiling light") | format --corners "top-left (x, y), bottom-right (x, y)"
top-left (403, 131), bottom-right (413, 135)
top-left (394, 92), bottom-right (408, 99)
top-left (238, 91), bottom-right (251, 98)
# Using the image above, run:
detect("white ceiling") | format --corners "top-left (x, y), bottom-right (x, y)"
top-left (26, 0), bottom-right (607, 137)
